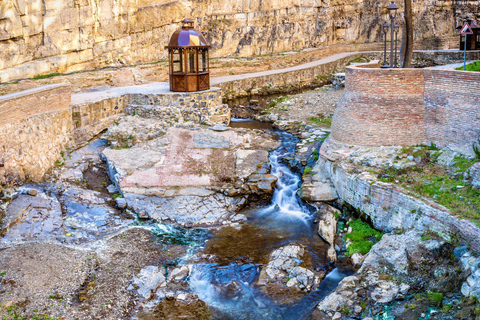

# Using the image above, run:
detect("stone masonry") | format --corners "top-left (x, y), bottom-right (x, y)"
top-left (0, 84), bottom-right (72, 183)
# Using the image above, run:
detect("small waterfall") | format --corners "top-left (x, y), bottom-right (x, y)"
top-left (186, 130), bottom-right (328, 319)
top-left (259, 131), bottom-right (312, 224)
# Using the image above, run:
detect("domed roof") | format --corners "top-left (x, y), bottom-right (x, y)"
top-left (167, 19), bottom-right (209, 48)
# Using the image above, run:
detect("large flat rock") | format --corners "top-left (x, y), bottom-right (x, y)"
top-left (102, 126), bottom-right (280, 226)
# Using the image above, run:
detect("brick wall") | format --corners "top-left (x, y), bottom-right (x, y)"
top-left (332, 64), bottom-right (480, 154)
top-left (0, 85), bottom-right (72, 183)
top-left (331, 65), bottom-right (428, 146)
top-left (425, 69), bottom-right (480, 155)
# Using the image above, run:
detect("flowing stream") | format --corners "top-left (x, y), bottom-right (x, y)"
top-left (178, 127), bottom-right (348, 319)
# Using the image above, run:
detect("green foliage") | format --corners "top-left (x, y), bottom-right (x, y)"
top-left (1, 305), bottom-right (58, 320)
top-left (342, 307), bottom-right (351, 315)
top-left (426, 291), bottom-right (444, 306)
top-left (345, 219), bottom-right (383, 256)
top-left (441, 304), bottom-right (451, 312)
top-left (31, 72), bottom-right (62, 80)
top-left (113, 145), bottom-right (132, 150)
top-left (404, 303), bottom-right (417, 310)
top-left (346, 56), bottom-right (371, 66)
top-left (308, 115), bottom-right (332, 127)
top-left (0, 272), bottom-right (5, 277)
top-left (112, 193), bottom-right (123, 200)
top-left (456, 60), bottom-right (480, 72)
top-left (304, 167), bottom-right (312, 175)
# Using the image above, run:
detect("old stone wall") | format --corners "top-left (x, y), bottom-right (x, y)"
top-left (215, 53), bottom-right (375, 98)
top-left (71, 95), bottom-right (130, 145)
top-left (425, 69), bottom-right (480, 155)
top-left (127, 89), bottom-right (224, 124)
top-left (319, 138), bottom-right (480, 251)
top-left (1, 0), bottom-right (478, 82)
top-left (331, 64), bottom-right (480, 155)
top-left (0, 84), bottom-right (72, 183)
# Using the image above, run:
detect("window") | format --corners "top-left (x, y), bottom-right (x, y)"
top-left (201, 51), bottom-right (207, 72)
top-left (172, 50), bottom-right (182, 73)
top-left (189, 50), bottom-right (196, 73)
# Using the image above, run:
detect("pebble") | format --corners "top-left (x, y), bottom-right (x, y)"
top-left (27, 189), bottom-right (38, 196)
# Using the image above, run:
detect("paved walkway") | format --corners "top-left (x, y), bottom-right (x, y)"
top-left (72, 51), bottom-right (373, 105)
top-left (71, 49), bottom-right (473, 106)
top-left (428, 61), bottom-right (475, 70)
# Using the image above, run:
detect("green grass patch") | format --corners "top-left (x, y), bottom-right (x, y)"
top-left (308, 115), bottom-right (332, 127)
top-left (112, 193), bottom-right (123, 200)
top-left (373, 147), bottom-right (480, 224)
top-left (346, 56), bottom-right (371, 66)
top-left (426, 291), bottom-right (444, 306)
top-left (456, 60), bottom-right (480, 72)
top-left (304, 167), bottom-right (312, 175)
top-left (31, 72), bottom-right (62, 80)
top-left (345, 219), bottom-right (383, 256)
top-left (113, 145), bottom-right (132, 150)
top-left (262, 96), bottom-right (291, 114)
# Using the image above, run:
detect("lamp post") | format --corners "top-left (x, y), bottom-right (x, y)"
top-left (387, 1), bottom-right (398, 68)
top-left (394, 23), bottom-right (400, 67)
top-left (382, 22), bottom-right (389, 68)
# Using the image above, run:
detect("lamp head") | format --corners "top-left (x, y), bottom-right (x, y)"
top-left (387, 1), bottom-right (398, 19)
top-left (383, 22), bottom-right (389, 33)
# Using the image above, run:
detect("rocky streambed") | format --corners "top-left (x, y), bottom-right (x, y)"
top-left (1, 88), bottom-right (479, 320)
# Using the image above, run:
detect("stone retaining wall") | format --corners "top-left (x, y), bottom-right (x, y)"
top-left (0, 84), bottom-right (72, 183)
top-left (319, 137), bottom-right (480, 251)
top-left (216, 53), bottom-right (373, 98)
top-left (127, 88), bottom-right (227, 124)
top-left (332, 64), bottom-right (480, 155)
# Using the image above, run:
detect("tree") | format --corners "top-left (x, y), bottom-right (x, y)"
top-left (402, 0), bottom-right (414, 68)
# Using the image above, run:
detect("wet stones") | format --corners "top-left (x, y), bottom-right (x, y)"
top-left (124, 192), bottom-right (246, 226)
top-left (0, 189), bottom-right (63, 241)
top-left (258, 244), bottom-right (320, 292)
top-left (316, 203), bottom-right (339, 262)
top-left (129, 265), bottom-right (167, 300)
top-left (316, 230), bottom-right (466, 319)
top-left (465, 162), bottom-right (480, 188)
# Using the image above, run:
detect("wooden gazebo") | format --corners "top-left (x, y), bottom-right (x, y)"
top-left (166, 19), bottom-right (210, 92)
top-left (459, 20), bottom-right (480, 50)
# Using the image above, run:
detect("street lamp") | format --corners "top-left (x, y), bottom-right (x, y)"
top-left (382, 22), bottom-right (390, 68)
top-left (387, 1), bottom-right (398, 68)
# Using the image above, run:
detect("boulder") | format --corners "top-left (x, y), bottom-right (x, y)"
top-left (259, 244), bottom-right (319, 292)
top-left (129, 265), bottom-right (167, 300)
top-left (466, 162), bottom-right (480, 188)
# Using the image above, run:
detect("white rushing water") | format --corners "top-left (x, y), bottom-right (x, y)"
top-left (258, 132), bottom-right (312, 225)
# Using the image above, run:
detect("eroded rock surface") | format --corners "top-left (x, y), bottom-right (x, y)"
top-left (315, 231), bottom-right (467, 319)
top-left (102, 124), bottom-right (280, 226)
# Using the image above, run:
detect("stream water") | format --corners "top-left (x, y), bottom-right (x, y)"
top-left (143, 126), bottom-right (349, 319)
